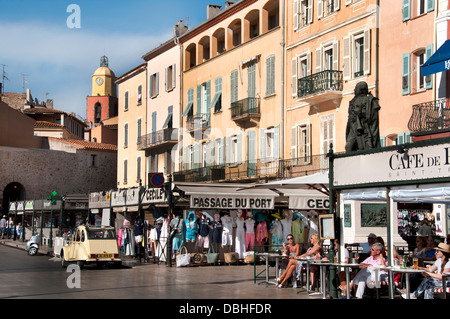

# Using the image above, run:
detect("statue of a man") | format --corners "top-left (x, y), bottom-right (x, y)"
top-left (345, 81), bottom-right (381, 152)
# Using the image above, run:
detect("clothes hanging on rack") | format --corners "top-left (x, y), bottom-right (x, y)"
top-left (170, 216), bottom-right (184, 251)
top-left (245, 217), bottom-right (255, 251)
top-left (221, 213), bottom-right (234, 247)
top-left (280, 210), bottom-right (292, 243)
top-left (255, 220), bottom-right (268, 250)
top-left (157, 216), bottom-right (169, 262)
top-left (270, 218), bottom-right (283, 251)
top-left (235, 217), bottom-right (246, 259)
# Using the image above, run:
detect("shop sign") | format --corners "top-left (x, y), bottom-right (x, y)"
top-left (111, 189), bottom-right (127, 207)
top-left (142, 187), bottom-right (167, 204)
top-left (334, 143), bottom-right (450, 187)
top-left (89, 191), bottom-right (110, 209)
top-left (190, 195), bottom-right (274, 209)
top-left (110, 188), bottom-right (140, 207)
top-left (288, 196), bottom-right (329, 210)
top-left (25, 200), bottom-right (34, 211)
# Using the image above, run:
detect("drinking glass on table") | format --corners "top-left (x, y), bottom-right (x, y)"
top-left (413, 257), bottom-right (418, 269)
top-left (354, 253), bottom-right (359, 262)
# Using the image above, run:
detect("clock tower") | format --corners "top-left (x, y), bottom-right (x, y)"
top-left (86, 56), bottom-right (118, 126)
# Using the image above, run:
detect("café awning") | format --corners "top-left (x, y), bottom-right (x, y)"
top-left (277, 188), bottom-right (330, 210)
top-left (175, 182), bottom-right (278, 210)
top-left (421, 39), bottom-right (450, 77)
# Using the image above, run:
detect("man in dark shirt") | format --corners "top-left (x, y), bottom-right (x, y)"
top-left (196, 213), bottom-right (211, 252)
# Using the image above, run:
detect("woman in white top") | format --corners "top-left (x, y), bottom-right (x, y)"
top-left (401, 242), bottom-right (450, 299)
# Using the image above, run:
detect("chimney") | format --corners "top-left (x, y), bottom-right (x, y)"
top-left (46, 99), bottom-right (53, 109)
top-left (26, 88), bottom-right (32, 103)
top-left (207, 4), bottom-right (222, 19)
top-left (225, 1), bottom-right (236, 9)
top-left (173, 20), bottom-right (188, 38)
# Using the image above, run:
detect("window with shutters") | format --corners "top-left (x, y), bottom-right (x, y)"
top-left (165, 64), bottom-right (176, 92)
top-left (318, 0), bottom-right (340, 18)
top-left (293, 0), bottom-right (313, 30)
top-left (265, 128), bottom-right (275, 160)
top-left (291, 51), bottom-right (311, 97)
top-left (414, 50), bottom-right (426, 92)
top-left (136, 156), bottom-right (141, 182)
top-left (230, 135), bottom-right (238, 164)
top-left (137, 118), bottom-right (142, 144)
top-left (291, 121), bottom-right (310, 165)
top-left (342, 30), bottom-right (371, 80)
top-left (149, 72), bottom-right (159, 98)
top-left (266, 55), bottom-right (276, 96)
top-left (320, 114), bottom-right (334, 168)
top-left (124, 91), bottom-right (129, 111)
top-left (230, 70), bottom-right (239, 103)
top-left (403, 45), bottom-right (433, 95)
top-left (123, 159), bottom-right (128, 184)
top-left (137, 84), bottom-right (142, 105)
top-left (403, 0), bottom-right (434, 21)
top-left (124, 123), bottom-right (128, 148)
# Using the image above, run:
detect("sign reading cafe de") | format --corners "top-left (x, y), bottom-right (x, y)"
top-left (334, 143), bottom-right (450, 187)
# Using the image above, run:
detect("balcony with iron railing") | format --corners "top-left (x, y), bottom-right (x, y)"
top-left (230, 97), bottom-right (261, 125)
top-left (297, 70), bottom-right (343, 103)
top-left (186, 113), bottom-right (210, 133)
top-left (138, 128), bottom-right (178, 151)
top-left (173, 153), bottom-right (328, 183)
top-left (408, 98), bottom-right (450, 134)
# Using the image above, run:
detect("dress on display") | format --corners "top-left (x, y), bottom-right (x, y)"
top-left (255, 221), bottom-right (268, 251)
top-left (157, 217), bottom-right (169, 261)
top-left (170, 217), bottom-right (184, 251)
top-left (221, 214), bottom-right (234, 247)
top-left (245, 218), bottom-right (255, 251)
top-left (235, 217), bottom-right (246, 259)
top-left (270, 219), bottom-right (284, 251)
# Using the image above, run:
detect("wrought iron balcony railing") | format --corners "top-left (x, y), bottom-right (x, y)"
top-left (231, 97), bottom-right (261, 119)
top-left (298, 70), bottom-right (343, 98)
top-left (186, 113), bottom-right (210, 132)
top-left (408, 98), bottom-right (450, 133)
top-left (138, 128), bottom-right (178, 150)
top-left (173, 154), bottom-right (328, 183)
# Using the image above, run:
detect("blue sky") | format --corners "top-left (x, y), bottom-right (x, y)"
top-left (0, 0), bottom-right (212, 118)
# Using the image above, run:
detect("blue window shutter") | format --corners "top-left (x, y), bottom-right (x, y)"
top-left (427, 0), bottom-right (434, 12)
top-left (380, 136), bottom-right (385, 147)
top-left (155, 72), bottom-right (159, 96)
top-left (402, 53), bottom-right (410, 95)
top-left (403, 0), bottom-right (411, 21)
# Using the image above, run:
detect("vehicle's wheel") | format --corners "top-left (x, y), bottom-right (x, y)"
top-left (61, 251), bottom-right (68, 268)
top-left (28, 247), bottom-right (38, 256)
top-left (114, 261), bottom-right (122, 268)
top-left (77, 260), bottom-right (85, 270)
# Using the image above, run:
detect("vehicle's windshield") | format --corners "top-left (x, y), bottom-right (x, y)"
top-left (86, 228), bottom-right (116, 239)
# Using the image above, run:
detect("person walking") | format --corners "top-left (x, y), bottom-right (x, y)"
top-left (0, 216), bottom-right (7, 239)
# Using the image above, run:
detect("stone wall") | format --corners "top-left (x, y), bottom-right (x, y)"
top-left (0, 145), bottom-right (117, 202)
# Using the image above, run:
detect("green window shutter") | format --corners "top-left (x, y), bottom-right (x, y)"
top-left (403, 0), bottom-right (411, 22)
top-left (247, 130), bottom-right (256, 177)
top-left (425, 44), bottom-right (433, 89)
top-left (197, 84), bottom-right (201, 114)
top-left (206, 80), bottom-right (211, 109)
top-left (231, 70), bottom-right (238, 103)
top-left (380, 136), bottom-right (385, 147)
top-left (402, 53), bottom-right (410, 95)
top-left (266, 55), bottom-right (275, 95)
top-left (124, 123), bottom-right (128, 147)
top-left (248, 63), bottom-right (256, 98)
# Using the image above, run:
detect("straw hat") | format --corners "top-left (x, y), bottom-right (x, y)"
top-left (435, 242), bottom-right (450, 254)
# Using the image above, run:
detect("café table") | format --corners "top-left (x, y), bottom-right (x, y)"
top-left (376, 266), bottom-right (423, 299)
top-left (256, 252), bottom-right (284, 285)
top-left (296, 257), bottom-right (333, 298)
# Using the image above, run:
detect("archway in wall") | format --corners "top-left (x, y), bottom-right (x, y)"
top-left (2, 182), bottom-right (25, 216)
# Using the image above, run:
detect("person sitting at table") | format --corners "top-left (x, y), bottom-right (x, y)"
top-left (423, 236), bottom-right (437, 262)
top-left (349, 242), bottom-right (388, 299)
top-left (276, 233), bottom-right (322, 289)
top-left (324, 239), bottom-right (356, 296)
top-left (399, 242), bottom-right (450, 299)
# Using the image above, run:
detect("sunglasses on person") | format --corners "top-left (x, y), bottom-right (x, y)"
top-left (287, 237), bottom-right (294, 240)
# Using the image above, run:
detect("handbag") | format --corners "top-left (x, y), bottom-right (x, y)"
top-left (205, 246), bottom-right (219, 264)
top-left (224, 252), bottom-right (238, 264)
top-left (176, 246), bottom-right (191, 267)
top-left (190, 252), bottom-right (206, 264)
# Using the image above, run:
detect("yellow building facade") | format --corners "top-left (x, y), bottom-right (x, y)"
top-left (177, 0), bottom-right (285, 182)
top-left (116, 63), bottom-right (147, 188)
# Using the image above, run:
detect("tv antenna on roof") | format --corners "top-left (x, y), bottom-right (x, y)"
top-left (20, 73), bottom-right (29, 93)
top-left (1, 64), bottom-right (8, 95)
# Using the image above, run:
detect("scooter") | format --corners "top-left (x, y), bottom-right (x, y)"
top-left (25, 233), bottom-right (40, 256)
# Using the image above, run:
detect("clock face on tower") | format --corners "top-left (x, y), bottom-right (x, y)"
top-left (96, 77), bottom-right (103, 85)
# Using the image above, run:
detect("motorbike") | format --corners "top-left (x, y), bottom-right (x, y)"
top-left (25, 233), bottom-right (40, 256)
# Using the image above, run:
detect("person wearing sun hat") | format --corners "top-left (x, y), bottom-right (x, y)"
top-left (399, 242), bottom-right (450, 299)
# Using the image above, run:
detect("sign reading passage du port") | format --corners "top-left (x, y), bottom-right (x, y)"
top-left (148, 173), bottom-right (164, 187)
